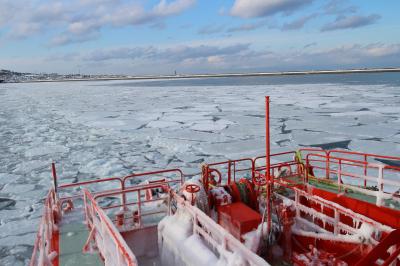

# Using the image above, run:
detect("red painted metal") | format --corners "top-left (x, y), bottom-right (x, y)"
top-left (356, 229), bottom-right (400, 266)
top-left (310, 187), bottom-right (400, 229)
top-left (185, 184), bottom-right (201, 205)
top-left (265, 96), bottom-right (272, 235)
top-left (83, 189), bottom-right (137, 265)
top-left (122, 168), bottom-right (184, 186)
top-left (51, 162), bottom-right (58, 193)
top-left (218, 202), bottom-right (262, 241)
top-left (30, 189), bottom-right (60, 266)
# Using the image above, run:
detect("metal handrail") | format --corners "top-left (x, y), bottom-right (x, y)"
top-left (83, 189), bottom-right (137, 266)
top-left (30, 189), bottom-right (59, 266)
top-left (306, 153), bottom-right (400, 206)
top-left (172, 191), bottom-right (270, 266)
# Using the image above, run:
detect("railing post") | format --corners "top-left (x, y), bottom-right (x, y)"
top-left (233, 161), bottom-right (236, 182)
top-left (338, 159), bottom-right (342, 192)
top-left (377, 165), bottom-right (384, 207)
top-left (251, 159), bottom-right (255, 181)
top-left (227, 160), bottom-right (231, 184)
top-left (305, 158), bottom-right (308, 183)
top-left (51, 163), bottom-right (58, 193)
top-left (137, 190), bottom-right (142, 228)
top-left (326, 152), bottom-right (330, 179)
top-left (334, 209), bottom-right (339, 235)
top-left (364, 154), bottom-right (368, 188)
top-left (122, 179), bottom-right (127, 211)
top-left (295, 191), bottom-right (300, 218)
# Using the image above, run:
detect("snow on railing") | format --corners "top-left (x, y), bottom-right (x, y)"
top-left (30, 189), bottom-right (59, 266)
top-left (172, 191), bottom-right (270, 266)
top-left (83, 188), bottom-right (138, 266)
top-left (275, 188), bottom-right (394, 245)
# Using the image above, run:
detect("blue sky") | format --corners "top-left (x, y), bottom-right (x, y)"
top-left (0, 0), bottom-right (399, 75)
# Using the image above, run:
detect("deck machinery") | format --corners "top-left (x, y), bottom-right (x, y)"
top-left (30, 97), bottom-right (400, 266)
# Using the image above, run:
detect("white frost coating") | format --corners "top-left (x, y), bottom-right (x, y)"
top-left (242, 222), bottom-right (267, 252)
top-left (158, 209), bottom-right (253, 266)
top-left (216, 251), bottom-right (246, 266)
top-left (210, 187), bottom-right (232, 206)
top-left (158, 209), bottom-right (194, 266)
top-left (353, 223), bottom-right (376, 243)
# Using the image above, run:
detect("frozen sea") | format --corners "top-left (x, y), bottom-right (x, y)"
top-left (1, 72), bottom-right (400, 265)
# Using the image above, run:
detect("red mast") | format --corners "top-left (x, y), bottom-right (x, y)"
top-left (265, 96), bottom-right (272, 234)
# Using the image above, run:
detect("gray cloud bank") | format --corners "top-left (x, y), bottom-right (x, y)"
top-left (38, 42), bottom-right (400, 75)
top-left (322, 14), bottom-right (381, 31)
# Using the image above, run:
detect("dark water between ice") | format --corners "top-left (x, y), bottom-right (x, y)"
top-left (109, 72), bottom-right (400, 87)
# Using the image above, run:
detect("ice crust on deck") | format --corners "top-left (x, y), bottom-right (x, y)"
top-left (158, 208), bottom-right (246, 266)
top-left (0, 79), bottom-right (400, 264)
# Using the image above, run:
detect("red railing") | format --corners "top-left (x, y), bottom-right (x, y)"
top-left (305, 152), bottom-right (400, 207)
top-left (55, 168), bottom-right (184, 211)
top-left (94, 183), bottom-right (173, 229)
top-left (254, 151), bottom-right (299, 177)
top-left (202, 158), bottom-right (254, 191)
top-left (83, 189), bottom-right (137, 265)
top-left (356, 229), bottom-right (400, 266)
top-left (30, 189), bottom-right (59, 266)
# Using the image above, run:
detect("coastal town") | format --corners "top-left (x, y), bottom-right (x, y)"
top-left (1, 68), bottom-right (400, 83)
top-left (0, 69), bottom-right (126, 83)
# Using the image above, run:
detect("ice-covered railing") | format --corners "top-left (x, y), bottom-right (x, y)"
top-left (30, 189), bottom-right (59, 266)
top-left (83, 189), bottom-right (138, 266)
top-left (275, 187), bottom-right (394, 244)
top-left (172, 191), bottom-right (270, 266)
top-left (305, 151), bottom-right (400, 207)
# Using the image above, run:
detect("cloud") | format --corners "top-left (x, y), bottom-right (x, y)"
top-left (230, 0), bottom-right (313, 18)
top-left (9, 23), bottom-right (42, 39)
top-left (198, 25), bottom-right (225, 35)
top-left (153, 0), bottom-right (196, 17)
top-left (303, 42), bottom-right (317, 49)
top-left (227, 21), bottom-right (267, 32)
top-left (324, 0), bottom-right (357, 15)
top-left (80, 43), bottom-right (250, 63)
top-left (34, 42), bottom-right (400, 74)
top-left (51, 32), bottom-right (100, 46)
top-left (321, 14), bottom-right (381, 31)
top-left (281, 14), bottom-right (317, 30)
top-left (0, 0), bottom-right (196, 45)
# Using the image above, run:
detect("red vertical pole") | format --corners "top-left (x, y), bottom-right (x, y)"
top-left (265, 96), bottom-right (272, 235)
top-left (51, 162), bottom-right (58, 193)
top-left (364, 154), bottom-right (368, 188)
top-left (228, 160), bottom-right (231, 184)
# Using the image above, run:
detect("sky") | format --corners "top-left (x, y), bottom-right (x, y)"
top-left (0, 0), bottom-right (399, 75)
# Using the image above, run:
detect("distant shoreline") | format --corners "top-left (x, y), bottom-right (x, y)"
top-left (8, 67), bottom-right (400, 83)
